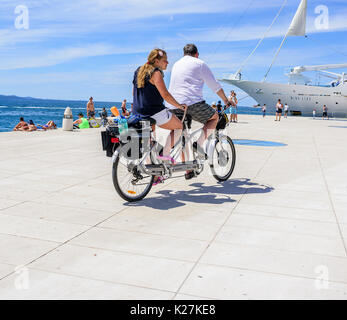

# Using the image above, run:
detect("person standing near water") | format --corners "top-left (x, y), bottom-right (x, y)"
top-left (275, 99), bottom-right (283, 121)
top-left (322, 105), bottom-right (329, 120)
top-left (313, 108), bottom-right (316, 119)
top-left (121, 99), bottom-right (130, 117)
top-left (262, 104), bottom-right (266, 118)
top-left (228, 91), bottom-right (238, 122)
top-left (87, 97), bottom-right (95, 119)
top-left (284, 103), bottom-right (289, 118)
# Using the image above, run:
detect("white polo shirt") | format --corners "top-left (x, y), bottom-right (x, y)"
top-left (166, 55), bottom-right (222, 109)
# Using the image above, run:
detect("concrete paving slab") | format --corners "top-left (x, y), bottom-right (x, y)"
top-left (231, 203), bottom-right (335, 222)
top-left (200, 242), bottom-right (347, 284)
top-left (1, 115), bottom-right (347, 299)
top-left (0, 198), bottom-right (24, 211)
top-left (216, 225), bottom-right (346, 257)
top-left (240, 189), bottom-right (332, 211)
top-left (0, 214), bottom-right (90, 243)
top-left (179, 263), bottom-right (347, 300)
top-left (0, 268), bottom-right (174, 300)
top-left (0, 233), bottom-right (58, 266)
top-left (225, 213), bottom-right (340, 238)
top-left (70, 227), bottom-right (208, 262)
top-left (30, 244), bottom-right (193, 292)
top-left (0, 201), bottom-right (115, 226)
top-left (33, 190), bottom-right (125, 213)
top-left (0, 263), bottom-right (16, 279)
top-left (99, 207), bottom-right (223, 241)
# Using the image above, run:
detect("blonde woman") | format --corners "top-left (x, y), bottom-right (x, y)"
top-left (133, 48), bottom-right (187, 185)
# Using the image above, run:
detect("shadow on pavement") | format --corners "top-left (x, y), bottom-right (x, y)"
top-left (125, 178), bottom-right (274, 210)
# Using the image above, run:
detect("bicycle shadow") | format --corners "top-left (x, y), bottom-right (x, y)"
top-left (125, 178), bottom-right (274, 210)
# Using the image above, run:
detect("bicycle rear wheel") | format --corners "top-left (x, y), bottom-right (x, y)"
top-left (210, 136), bottom-right (236, 181)
top-left (112, 150), bottom-right (154, 202)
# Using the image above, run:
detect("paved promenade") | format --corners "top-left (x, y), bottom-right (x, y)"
top-left (0, 115), bottom-right (347, 299)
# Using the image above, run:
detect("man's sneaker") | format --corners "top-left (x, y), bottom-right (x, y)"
top-left (193, 142), bottom-right (208, 160)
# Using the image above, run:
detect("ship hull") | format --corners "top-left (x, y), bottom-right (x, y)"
top-left (222, 79), bottom-right (347, 117)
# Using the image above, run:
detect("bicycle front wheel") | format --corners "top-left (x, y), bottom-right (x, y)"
top-left (210, 136), bottom-right (236, 181)
top-left (112, 150), bottom-right (154, 202)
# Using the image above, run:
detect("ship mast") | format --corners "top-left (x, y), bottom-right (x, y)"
top-left (233, 0), bottom-right (287, 79)
top-left (262, 0), bottom-right (307, 82)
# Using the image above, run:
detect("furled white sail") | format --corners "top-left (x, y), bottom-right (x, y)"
top-left (287, 0), bottom-right (307, 36)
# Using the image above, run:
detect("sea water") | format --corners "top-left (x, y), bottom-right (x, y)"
top-left (0, 98), bottom-right (125, 132)
top-left (0, 97), bottom-right (264, 132)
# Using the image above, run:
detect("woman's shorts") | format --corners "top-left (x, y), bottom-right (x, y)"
top-left (151, 109), bottom-right (172, 126)
top-left (231, 107), bottom-right (237, 115)
top-left (277, 109), bottom-right (282, 114)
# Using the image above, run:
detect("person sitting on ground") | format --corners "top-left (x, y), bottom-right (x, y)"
top-left (73, 113), bottom-right (90, 129)
top-left (28, 120), bottom-right (37, 132)
top-left (37, 121), bottom-right (57, 130)
top-left (46, 121), bottom-right (57, 129)
top-left (13, 117), bottom-right (29, 131)
top-left (99, 107), bottom-right (108, 126)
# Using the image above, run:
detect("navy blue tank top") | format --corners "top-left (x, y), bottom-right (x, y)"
top-left (132, 67), bottom-right (166, 117)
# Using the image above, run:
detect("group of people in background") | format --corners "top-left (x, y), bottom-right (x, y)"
top-left (13, 118), bottom-right (57, 132)
top-left (274, 99), bottom-right (289, 121)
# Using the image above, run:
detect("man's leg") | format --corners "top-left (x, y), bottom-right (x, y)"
top-left (197, 112), bottom-right (218, 147)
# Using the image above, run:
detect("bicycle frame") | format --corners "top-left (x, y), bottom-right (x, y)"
top-left (112, 116), bottom-right (230, 180)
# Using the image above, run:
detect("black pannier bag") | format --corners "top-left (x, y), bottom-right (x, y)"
top-left (101, 125), bottom-right (120, 157)
top-left (122, 120), bottom-right (151, 160)
top-left (216, 112), bottom-right (229, 130)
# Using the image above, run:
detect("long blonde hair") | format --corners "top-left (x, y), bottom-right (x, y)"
top-left (137, 48), bottom-right (167, 88)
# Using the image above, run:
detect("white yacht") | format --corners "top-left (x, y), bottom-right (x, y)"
top-left (221, 0), bottom-right (347, 117)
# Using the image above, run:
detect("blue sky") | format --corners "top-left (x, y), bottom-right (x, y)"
top-left (0, 0), bottom-right (347, 105)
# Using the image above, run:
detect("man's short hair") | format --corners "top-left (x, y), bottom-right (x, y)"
top-left (79, 113), bottom-right (84, 117)
top-left (20, 117), bottom-right (24, 121)
top-left (183, 44), bottom-right (198, 56)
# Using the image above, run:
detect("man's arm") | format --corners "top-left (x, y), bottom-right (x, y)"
top-left (201, 63), bottom-right (234, 107)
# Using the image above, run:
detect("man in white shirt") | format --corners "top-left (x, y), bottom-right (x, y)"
top-left (166, 44), bottom-right (232, 157)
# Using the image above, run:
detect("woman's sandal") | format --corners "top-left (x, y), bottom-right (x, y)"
top-left (152, 176), bottom-right (164, 186)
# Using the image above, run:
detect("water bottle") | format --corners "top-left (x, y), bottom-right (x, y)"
top-left (118, 116), bottom-right (128, 134)
top-left (122, 116), bottom-right (128, 132)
